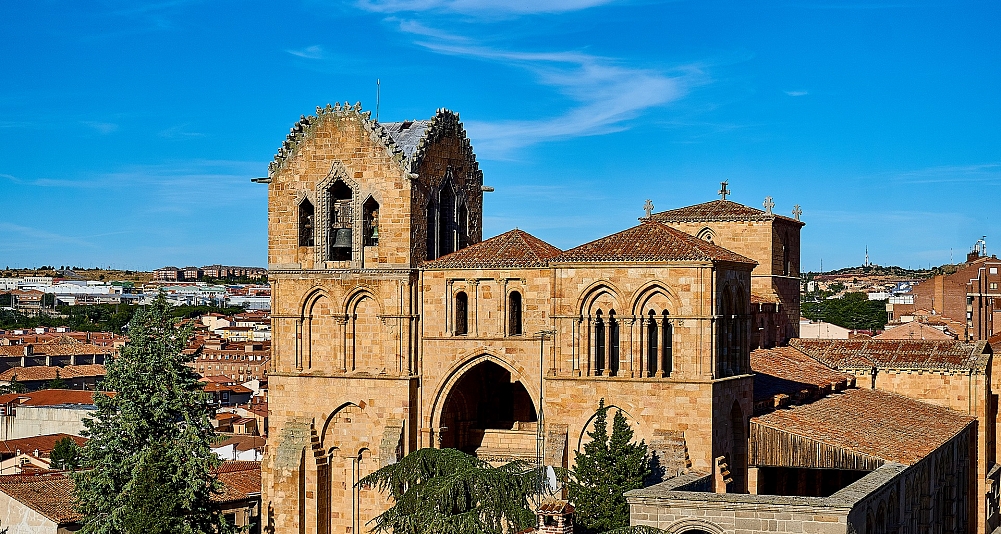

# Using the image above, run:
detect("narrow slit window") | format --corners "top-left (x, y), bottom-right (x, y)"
top-left (662, 311), bottom-right (672, 376)
top-left (508, 291), bottom-right (522, 335)
top-left (298, 199), bottom-right (314, 247)
top-left (363, 197), bottom-right (380, 246)
top-left (647, 310), bottom-right (658, 376)
top-left (609, 310), bottom-right (619, 376)
top-left (455, 292), bottom-right (468, 335)
top-left (594, 311), bottom-right (605, 376)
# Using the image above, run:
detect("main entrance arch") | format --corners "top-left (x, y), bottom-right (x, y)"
top-left (437, 359), bottom-right (538, 453)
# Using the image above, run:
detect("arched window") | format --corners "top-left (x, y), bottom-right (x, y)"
top-left (608, 310), bottom-right (619, 376)
top-left (662, 310), bottom-right (673, 376)
top-left (363, 197), bottom-right (379, 246)
top-left (458, 203), bottom-right (469, 250)
top-left (439, 183), bottom-right (456, 257)
top-left (594, 311), bottom-right (605, 376)
top-left (426, 200), bottom-right (437, 260)
top-left (455, 292), bottom-right (468, 335)
top-left (647, 310), bottom-right (658, 376)
top-left (298, 198), bottom-right (314, 247)
top-left (328, 180), bottom-right (353, 261)
top-left (508, 291), bottom-right (522, 336)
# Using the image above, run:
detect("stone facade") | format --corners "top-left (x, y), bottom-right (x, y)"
top-left (259, 105), bottom-right (789, 534)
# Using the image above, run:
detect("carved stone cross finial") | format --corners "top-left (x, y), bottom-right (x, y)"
top-left (763, 196), bottom-right (775, 215)
top-left (792, 205), bottom-right (802, 221)
top-left (643, 199), bottom-right (654, 219)
top-left (718, 181), bottom-right (729, 200)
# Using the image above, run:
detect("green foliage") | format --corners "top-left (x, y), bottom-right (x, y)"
top-left (801, 292), bottom-right (888, 331)
top-left (569, 399), bottom-right (651, 534)
top-left (50, 436), bottom-right (83, 471)
top-left (0, 293), bottom-right (12, 307)
top-left (42, 293), bottom-right (56, 308)
top-left (45, 369), bottom-right (70, 390)
top-left (0, 376), bottom-right (27, 394)
top-left (0, 303), bottom-right (244, 333)
top-left (72, 295), bottom-right (232, 534)
top-left (359, 447), bottom-right (542, 534)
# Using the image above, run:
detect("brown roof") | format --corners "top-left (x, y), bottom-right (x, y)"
top-left (874, 321), bottom-right (956, 340)
top-left (552, 221), bottom-right (756, 265)
top-left (423, 229), bottom-right (561, 269)
top-left (0, 389), bottom-right (112, 407)
top-left (214, 435), bottom-right (267, 452)
top-left (213, 461), bottom-right (261, 503)
top-left (0, 472), bottom-right (82, 524)
top-left (0, 364), bottom-right (106, 382)
top-left (651, 199), bottom-right (804, 226)
top-left (751, 346), bottom-right (853, 403)
top-left (790, 338), bottom-right (990, 371)
top-left (0, 337), bottom-right (114, 357)
top-left (0, 434), bottom-right (87, 457)
top-left (204, 382), bottom-right (253, 394)
top-left (752, 388), bottom-right (974, 465)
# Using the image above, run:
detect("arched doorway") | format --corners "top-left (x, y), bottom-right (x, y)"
top-left (439, 360), bottom-right (538, 453)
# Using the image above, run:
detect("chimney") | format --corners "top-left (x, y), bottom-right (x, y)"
top-left (23, 344), bottom-right (33, 357)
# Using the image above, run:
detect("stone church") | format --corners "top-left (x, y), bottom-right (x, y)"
top-left (258, 102), bottom-right (802, 533)
top-left (258, 104), bottom-right (988, 534)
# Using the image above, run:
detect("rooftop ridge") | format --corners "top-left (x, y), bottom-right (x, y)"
top-left (552, 220), bottom-right (756, 265)
top-left (423, 229), bottom-right (562, 269)
top-left (652, 199), bottom-right (804, 226)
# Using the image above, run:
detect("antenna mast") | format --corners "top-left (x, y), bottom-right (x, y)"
top-left (376, 79), bottom-right (381, 122)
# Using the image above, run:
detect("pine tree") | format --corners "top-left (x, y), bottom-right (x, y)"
top-left (45, 369), bottom-right (69, 390)
top-left (569, 399), bottom-right (651, 533)
top-left (50, 436), bottom-right (82, 471)
top-left (359, 447), bottom-right (542, 534)
top-left (72, 294), bottom-right (231, 534)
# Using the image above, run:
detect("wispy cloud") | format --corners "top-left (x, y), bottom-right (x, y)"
top-left (81, 121), bottom-right (119, 134)
top-left (890, 163), bottom-right (1001, 184)
top-left (159, 124), bottom-right (206, 139)
top-left (286, 45), bottom-right (326, 59)
top-left (399, 25), bottom-right (702, 156)
top-left (784, 90), bottom-right (809, 97)
top-left (356, 0), bottom-right (617, 15)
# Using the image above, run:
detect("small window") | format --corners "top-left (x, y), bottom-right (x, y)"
top-left (992, 268), bottom-right (999, 275)
top-left (298, 198), bottom-right (314, 247)
top-left (991, 282), bottom-right (998, 290)
top-left (363, 197), bottom-right (380, 246)
top-left (508, 291), bottom-right (523, 335)
top-left (455, 292), bottom-right (468, 335)
top-left (328, 180), bottom-right (353, 261)
top-left (594, 311), bottom-right (605, 376)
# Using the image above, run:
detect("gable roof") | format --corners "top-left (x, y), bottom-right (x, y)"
top-left (751, 346), bottom-right (854, 404)
top-left (789, 338), bottom-right (990, 371)
top-left (652, 199), bottom-right (804, 226)
top-left (423, 229), bottom-right (562, 269)
top-left (0, 364), bottom-right (106, 382)
top-left (552, 221), bottom-right (756, 265)
top-left (381, 120), bottom-right (432, 158)
top-left (0, 389), bottom-right (112, 407)
top-left (213, 461), bottom-right (261, 503)
top-left (0, 472), bottom-right (82, 524)
top-left (0, 434), bottom-right (87, 458)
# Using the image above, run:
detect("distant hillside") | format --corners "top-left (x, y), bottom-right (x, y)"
top-left (803, 263), bottom-right (961, 281)
top-left (1, 267), bottom-right (153, 283)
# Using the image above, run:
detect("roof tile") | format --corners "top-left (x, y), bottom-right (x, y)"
top-left (552, 221), bottom-right (756, 265)
top-left (423, 229), bottom-right (561, 269)
top-left (652, 199), bottom-right (804, 226)
top-left (790, 338), bottom-right (989, 370)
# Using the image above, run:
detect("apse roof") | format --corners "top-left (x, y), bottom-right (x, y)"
top-left (652, 199), bottom-right (804, 226)
top-left (552, 221), bottom-right (756, 265)
top-left (423, 229), bottom-right (562, 269)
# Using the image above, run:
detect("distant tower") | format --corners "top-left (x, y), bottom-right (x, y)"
top-left (865, 246), bottom-right (869, 267)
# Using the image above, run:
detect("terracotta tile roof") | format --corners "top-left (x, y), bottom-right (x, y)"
top-left (651, 199), bottom-right (804, 226)
top-left (0, 389), bottom-right (113, 407)
top-left (213, 461), bottom-right (261, 503)
top-left (0, 472), bottom-right (82, 524)
top-left (752, 388), bottom-right (974, 465)
top-left (204, 382), bottom-right (253, 394)
top-left (214, 435), bottom-right (267, 452)
top-left (0, 434), bottom-right (87, 457)
top-left (751, 346), bottom-right (853, 403)
top-left (790, 338), bottom-right (990, 371)
top-left (0, 364), bottom-right (106, 382)
top-left (552, 221), bottom-right (756, 265)
top-left (423, 229), bottom-right (561, 269)
top-left (874, 321), bottom-right (956, 340)
top-left (0, 337), bottom-right (114, 357)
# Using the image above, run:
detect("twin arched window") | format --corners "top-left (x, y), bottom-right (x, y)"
top-left (593, 310), bottom-right (619, 376)
top-left (646, 310), bottom-right (673, 377)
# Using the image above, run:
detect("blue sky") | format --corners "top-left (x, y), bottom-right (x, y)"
top-left (1, 1), bottom-right (998, 271)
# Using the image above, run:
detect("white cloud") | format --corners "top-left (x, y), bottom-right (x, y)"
top-left (784, 90), bottom-right (809, 97)
top-left (356, 0), bottom-right (616, 15)
top-left (81, 121), bottom-right (119, 134)
top-left (159, 124), bottom-right (206, 138)
top-left (890, 163), bottom-right (1001, 184)
top-left (406, 36), bottom-right (701, 156)
top-left (286, 45), bottom-right (326, 59)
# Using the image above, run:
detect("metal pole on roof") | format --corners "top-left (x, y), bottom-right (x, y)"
top-left (376, 79), bottom-right (381, 122)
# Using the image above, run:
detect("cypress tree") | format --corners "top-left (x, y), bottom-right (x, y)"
top-left (73, 294), bottom-right (230, 534)
top-left (569, 399), bottom-right (651, 533)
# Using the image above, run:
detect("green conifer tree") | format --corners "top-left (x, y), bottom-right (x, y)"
top-left (72, 295), bottom-right (231, 534)
top-left (569, 399), bottom-right (651, 533)
top-left (50, 436), bottom-right (82, 471)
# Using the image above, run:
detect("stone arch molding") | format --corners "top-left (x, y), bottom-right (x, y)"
top-left (664, 518), bottom-right (726, 534)
top-left (630, 281), bottom-right (680, 317)
top-left (428, 352), bottom-right (540, 432)
top-left (575, 403), bottom-right (641, 453)
top-left (320, 401), bottom-right (371, 454)
top-left (315, 161), bottom-right (361, 265)
top-left (577, 281), bottom-right (624, 317)
top-left (696, 227), bottom-right (716, 244)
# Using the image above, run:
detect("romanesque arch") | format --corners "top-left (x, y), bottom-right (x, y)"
top-left (429, 354), bottom-right (539, 451)
top-left (574, 403), bottom-right (640, 454)
top-left (577, 282), bottom-right (623, 377)
top-left (344, 289), bottom-right (385, 373)
top-left (631, 283), bottom-right (677, 377)
top-left (301, 289), bottom-right (339, 372)
top-left (320, 403), bottom-right (378, 534)
top-left (664, 518), bottom-right (726, 534)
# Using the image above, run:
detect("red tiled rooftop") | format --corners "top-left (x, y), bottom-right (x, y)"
top-left (651, 199), bottom-right (804, 226)
top-left (214, 435), bottom-right (267, 452)
top-left (751, 346), bottom-right (853, 403)
top-left (874, 321), bottom-right (955, 340)
top-left (0, 434), bottom-right (87, 457)
top-left (0, 389), bottom-right (113, 407)
top-left (552, 221), bottom-right (756, 265)
top-left (0, 337), bottom-right (114, 357)
top-left (423, 229), bottom-right (561, 269)
top-left (213, 461), bottom-right (261, 503)
top-left (0, 364), bottom-right (106, 382)
top-left (752, 388), bottom-right (973, 465)
top-left (790, 338), bottom-right (990, 370)
top-left (0, 472), bottom-right (82, 524)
